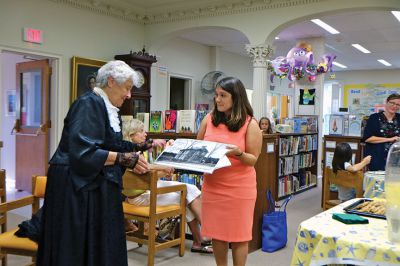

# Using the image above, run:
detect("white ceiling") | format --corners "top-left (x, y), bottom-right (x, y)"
top-left (179, 9), bottom-right (400, 71)
top-left (56, 1), bottom-right (400, 72)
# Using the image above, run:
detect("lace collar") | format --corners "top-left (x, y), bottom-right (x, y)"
top-left (93, 87), bottom-right (121, 132)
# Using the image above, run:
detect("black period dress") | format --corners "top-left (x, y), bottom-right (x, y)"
top-left (37, 91), bottom-right (137, 266)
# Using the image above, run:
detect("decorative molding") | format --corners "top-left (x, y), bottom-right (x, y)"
top-left (49, 0), bottom-right (328, 25)
top-left (245, 44), bottom-right (273, 67)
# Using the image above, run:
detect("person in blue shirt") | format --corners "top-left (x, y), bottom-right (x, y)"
top-left (363, 94), bottom-right (400, 170)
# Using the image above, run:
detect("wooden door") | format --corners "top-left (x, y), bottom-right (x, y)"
top-left (14, 60), bottom-right (51, 192)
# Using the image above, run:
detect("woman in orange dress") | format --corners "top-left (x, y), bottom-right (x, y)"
top-left (197, 77), bottom-right (262, 266)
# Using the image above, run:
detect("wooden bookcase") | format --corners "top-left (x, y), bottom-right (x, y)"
top-left (268, 133), bottom-right (318, 200)
top-left (321, 135), bottom-right (364, 206)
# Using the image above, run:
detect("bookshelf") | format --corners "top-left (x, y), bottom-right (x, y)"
top-left (321, 135), bottom-right (364, 207)
top-left (255, 133), bottom-right (318, 202)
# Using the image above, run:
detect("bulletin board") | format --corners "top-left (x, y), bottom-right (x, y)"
top-left (343, 83), bottom-right (400, 116)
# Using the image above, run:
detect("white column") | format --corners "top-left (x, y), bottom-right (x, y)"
top-left (245, 44), bottom-right (273, 120)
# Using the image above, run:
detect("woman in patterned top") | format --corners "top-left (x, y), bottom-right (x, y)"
top-left (363, 93), bottom-right (400, 170)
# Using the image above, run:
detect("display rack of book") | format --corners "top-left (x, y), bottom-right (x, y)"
top-left (321, 135), bottom-right (364, 207)
top-left (277, 133), bottom-right (318, 199)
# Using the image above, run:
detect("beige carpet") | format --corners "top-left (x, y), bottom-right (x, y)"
top-left (5, 183), bottom-right (323, 265)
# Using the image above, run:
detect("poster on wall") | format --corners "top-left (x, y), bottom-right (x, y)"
top-left (6, 90), bottom-right (16, 116)
top-left (344, 83), bottom-right (400, 116)
top-left (299, 88), bottom-right (316, 105)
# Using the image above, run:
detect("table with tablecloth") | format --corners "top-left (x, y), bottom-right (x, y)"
top-left (290, 198), bottom-right (400, 266)
top-left (363, 171), bottom-right (385, 199)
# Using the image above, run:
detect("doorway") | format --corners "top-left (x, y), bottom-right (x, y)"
top-left (168, 75), bottom-right (193, 110)
top-left (0, 50), bottom-right (59, 192)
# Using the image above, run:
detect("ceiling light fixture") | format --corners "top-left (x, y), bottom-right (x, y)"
top-left (391, 11), bottom-right (400, 22)
top-left (377, 59), bottom-right (392, 66)
top-left (332, 61), bottom-right (347, 69)
top-left (310, 19), bottom-right (340, 34)
top-left (351, 44), bottom-right (371, 53)
top-left (275, 36), bottom-right (280, 40)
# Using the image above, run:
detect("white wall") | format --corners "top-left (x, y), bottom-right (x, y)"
top-left (0, 53), bottom-right (27, 181)
top-left (335, 69), bottom-right (400, 84)
top-left (151, 37), bottom-right (253, 111)
top-left (0, 0), bottom-right (145, 140)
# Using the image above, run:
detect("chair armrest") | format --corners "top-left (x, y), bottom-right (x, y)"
top-left (157, 184), bottom-right (187, 195)
top-left (0, 195), bottom-right (35, 213)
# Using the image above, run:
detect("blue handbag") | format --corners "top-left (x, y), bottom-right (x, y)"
top-left (261, 190), bottom-right (292, 252)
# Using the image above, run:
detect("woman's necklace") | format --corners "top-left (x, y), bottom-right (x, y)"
top-left (383, 111), bottom-right (395, 122)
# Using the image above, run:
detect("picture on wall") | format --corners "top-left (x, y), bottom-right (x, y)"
top-left (329, 115), bottom-right (344, 135)
top-left (6, 90), bottom-right (16, 116)
top-left (71, 56), bottom-right (106, 104)
top-left (299, 88), bottom-right (315, 105)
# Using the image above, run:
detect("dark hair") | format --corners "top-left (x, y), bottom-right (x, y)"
top-left (259, 117), bottom-right (272, 134)
top-left (332, 142), bottom-right (352, 173)
top-left (211, 77), bottom-right (253, 132)
top-left (387, 93), bottom-right (400, 102)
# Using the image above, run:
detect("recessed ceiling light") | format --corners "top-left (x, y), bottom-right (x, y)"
top-left (311, 19), bottom-right (340, 34)
top-left (275, 36), bottom-right (280, 40)
top-left (377, 59), bottom-right (392, 66)
top-left (351, 44), bottom-right (371, 54)
top-left (332, 61), bottom-right (347, 69)
top-left (392, 11), bottom-right (400, 22)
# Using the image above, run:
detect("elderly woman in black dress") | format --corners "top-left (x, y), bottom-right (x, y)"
top-left (37, 60), bottom-right (150, 266)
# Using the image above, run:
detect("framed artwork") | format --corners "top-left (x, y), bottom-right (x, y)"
top-left (71, 56), bottom-right (106, 103)
top-left (6, 90), bottom-right (16, 116)
top-left (329, 115), bottom-right (344, 135)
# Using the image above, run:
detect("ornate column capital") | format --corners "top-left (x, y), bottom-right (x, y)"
top-left (245, 44), bottom-right (273, 67)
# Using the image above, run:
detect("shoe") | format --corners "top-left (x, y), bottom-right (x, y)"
top-left (191, 245), bottom-right (213, 254)
top-left (201, 240), bottom-right (212, 247)
top-left (124, 219), bottom-right (138, 233)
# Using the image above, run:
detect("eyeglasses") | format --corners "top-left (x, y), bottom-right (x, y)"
top-left (387, 101), bottom-right (400, 108)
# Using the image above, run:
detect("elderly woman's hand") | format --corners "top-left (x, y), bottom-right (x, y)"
top-left (132, 154), bottom-right (150, 174)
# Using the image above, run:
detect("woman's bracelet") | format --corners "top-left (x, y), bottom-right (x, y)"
top-left (235, 151), bottom-right (243, 157)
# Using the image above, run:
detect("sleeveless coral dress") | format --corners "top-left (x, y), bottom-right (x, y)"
top-left (201, 114), bottom-right (256, 242)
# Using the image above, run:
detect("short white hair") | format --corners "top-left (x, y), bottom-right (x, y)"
top-left (96, 60), bottom-right (141, 88)
top-left (122, 118), bottom-right (144, 141)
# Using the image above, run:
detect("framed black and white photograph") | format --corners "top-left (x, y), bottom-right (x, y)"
top-left (329, 115), bottom-right (344, 135)
top-left (71, 56), bottom-right (106, 104)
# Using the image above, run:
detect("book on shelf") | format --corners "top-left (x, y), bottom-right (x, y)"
top-left (177, 110), bottom-right (196, 133)
top-left (154, 138), bottom-right (231, 174)
top-left (195, 103), bottom-right (209, 111)
top-left (195, 110), bottom-right (208, 133)
top-left (149, 111), bottom-right (163, 133)
top-left (136, 112), bottom-right (149, 132)
top-left (164, 110), bottom-right (178, 133)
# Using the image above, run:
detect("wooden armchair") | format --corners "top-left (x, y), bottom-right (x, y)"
top-left (323, 167), bottom-right (363, 210)
top-left (0, 172), bottom-right (46, 266)
top-left (122, 170), bottom-right (187, 266)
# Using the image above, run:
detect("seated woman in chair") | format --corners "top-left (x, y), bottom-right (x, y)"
top-left (332, 142), bottom-right (371, 201)
top-left (122, 118), bottom-right (212, 254)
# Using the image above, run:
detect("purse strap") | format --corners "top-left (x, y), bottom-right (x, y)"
top-left (266, 190), bottom-right (275, 213)
top-left (279, 195), bottom-right (292, 212)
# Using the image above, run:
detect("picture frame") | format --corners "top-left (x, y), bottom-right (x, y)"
top-left (71, 56), bottom-right (106, 103)
top-left (329, 115), bottom-right (344, 135)
top-left (5, 90), bottom-right (16, 116)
